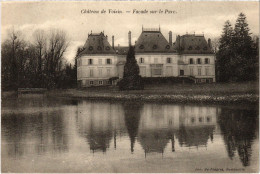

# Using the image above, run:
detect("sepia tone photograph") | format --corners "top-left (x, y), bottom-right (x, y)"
top-left (1, 1), bottom-right (259, 173)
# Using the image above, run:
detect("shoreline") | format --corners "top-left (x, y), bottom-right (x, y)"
top-left (46, 89), bottom-right (259, 105)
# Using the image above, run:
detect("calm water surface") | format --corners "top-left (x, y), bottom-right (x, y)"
top-left (1, 95), bottom-right (259, 173)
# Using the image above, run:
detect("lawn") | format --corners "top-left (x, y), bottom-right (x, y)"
top-left (47, 81), bottom-right (259, 104)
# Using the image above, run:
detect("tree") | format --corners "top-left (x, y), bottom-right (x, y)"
top-left (118, 46), bottom-right (144, 90)
top-left (216, 13), bottom-right (258, 82)
top-left (33, 30), bottom-right (46, 87)
top-left (43, 29), bottom-right (69, 88)
top-left (232, 13), bottom-right (256, 81)
top-left (216, 20), bottom-right (234, 82)
top-left (1, 28), bottom-right (28, 90)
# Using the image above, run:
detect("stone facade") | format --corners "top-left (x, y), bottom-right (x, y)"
top-left (77, 28), bottom-right (216, 87)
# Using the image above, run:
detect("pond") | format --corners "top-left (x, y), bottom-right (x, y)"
top-left (1, 95), bottom-right (259, 173)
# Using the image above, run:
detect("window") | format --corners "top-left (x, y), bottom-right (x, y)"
top-left (98, 81), bottom-right (103, 85)
top-left (98, 59), bottom-right (102, 65)
top-left (153, 69), bottom-right (162, 75)
top-left (205, 68), bottom-right (209, 76)
top-left (167, 58), bottom-right (171, 63)
top-left (107, 69), bottom-right (111, 76)
top-left (180, 70), bottom-right (184, 76)
top-left (106, 59), bottom-right (111, 64)
top-left (89, 81), bottom-right (94, 85)
top-left (199, 117), bottom-right (203, 122)
top-left (198, 68), bottom-right (202, 76)
top-left (205, 58), bottom-right (210, 64)
top-left (191, 117), bottom-right (195, 123)
top-left (82, 80), bottom-right (86, 86)
top-left (190, 67), bottom-right (194, 76)
top-left (98, 69), bottom-right (102, 76)
top-left (140, 58), bottom-right (144, 63)
top-left (189, 58), bottom-right (194, 64)
top-left (90, 69), bottom-right (93, 77)
top-left (88, 59), bottom-right (93, 65)
top-left (197, 58), bottom-right (201, 64)
top-left (140, 67), bottom-right (146, 76)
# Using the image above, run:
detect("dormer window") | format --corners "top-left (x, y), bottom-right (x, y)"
top-left (196, 46), bottom-right (200, 50)
top-left (165, 45), bottom-right (170, 49)
top-left (106, 46), bottom-right (110, 50)
top-left (203, 46), bottom-right (208, 50)
top-left (97, 46), bottom-right (102, 50)
top-left (153, 45), bottom-right (157, 49)
top-left (139, 45), bottom-right (144, 49)
top-left (188, 46), bottom-right (192, 50)
top-left (89, 46), bottom-right (93, 51)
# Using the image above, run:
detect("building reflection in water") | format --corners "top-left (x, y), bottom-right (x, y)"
top-left (137, 104), bottom-right (217, 156)
top-left (76, 101), bottom-right (125, 153)
top-left (218, 108), bottom-right (258, 166)
top-left (76, 101), bottom-right (218, 155)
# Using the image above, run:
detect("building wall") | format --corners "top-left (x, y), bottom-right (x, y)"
top-left (77, 53), bottom-right (216, 87)
top-left (178, 54), bottom-right (216, 82)
top-left (77, 55), bottom-right (118, 87)
top-left (135, 53), bottom-right (179, 77)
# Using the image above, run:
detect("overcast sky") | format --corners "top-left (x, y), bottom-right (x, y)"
top-left (2, 1), bottom-right (259, 63)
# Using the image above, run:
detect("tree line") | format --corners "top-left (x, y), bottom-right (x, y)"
top-left (216, 13), bottom-right (259, 82)
top-left (1, 12), bottom-right (258, 91)
top-left (1, 28), bottom-right (77, 91)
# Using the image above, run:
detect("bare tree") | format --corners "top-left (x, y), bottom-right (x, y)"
top-left (33, 30), bottom-right (46, 75)
top-left (43, 29), bottom-right (69, 88)
top-left (2, 28), bottom-right (27, 90)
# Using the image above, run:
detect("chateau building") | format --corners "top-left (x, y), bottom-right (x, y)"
top-left (77, 27), bottom-right (215, 87)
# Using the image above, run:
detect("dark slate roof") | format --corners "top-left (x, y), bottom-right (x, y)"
top-left (173, 34), bottom-right (214, 54)
top-left (115, 46), bottom-right (129, 55)
top-left (78, 32), bottom-right (115, 56)
top-left (135, 30), bottom-right (176, 53)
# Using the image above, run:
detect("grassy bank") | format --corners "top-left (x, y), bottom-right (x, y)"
top-left (47, 82), bottom-right (259, 104)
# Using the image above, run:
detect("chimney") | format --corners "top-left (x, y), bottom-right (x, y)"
top-left (208, 38), bottom-right (212, 48)
top-left (128, 31), bottom-right (131, 46)
top-left (112, 35), bottom-right (114, 49)
top-left (169, 31), bottom-right (172, 46)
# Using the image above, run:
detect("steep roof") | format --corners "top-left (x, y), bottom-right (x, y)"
top-left (135, 29), bottom-right (176, 53)
top-left (78, 32), bottom-right (115, 56)
top-left (173, 34), bottom-right (214, 54)
top-left (115, 46), bottom-right (129, 55)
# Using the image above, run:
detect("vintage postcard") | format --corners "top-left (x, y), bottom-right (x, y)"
top-left (1, 1), bottom-right (259, 173)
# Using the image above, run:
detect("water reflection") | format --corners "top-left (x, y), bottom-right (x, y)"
top-left (137, 105), bottom-right (217, 155)
top-left (2, 110), bottom-right (69, 158)
top-left (123, 102), bottom-right (143, 153)
top-left (218, 108), bottom-right (258, 166)
top-left (1, 97), bottom-right (259, 172)
top-left (76, 101), bottom-right (125, 152)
